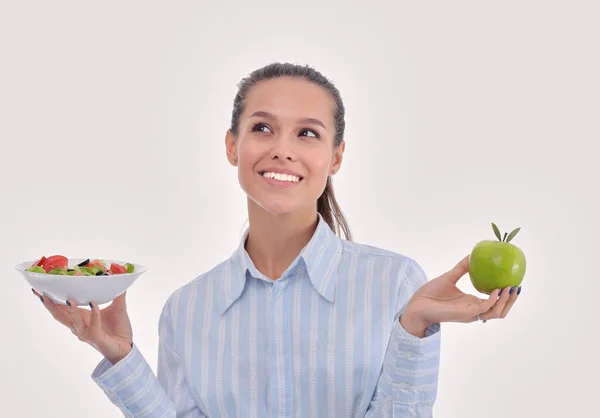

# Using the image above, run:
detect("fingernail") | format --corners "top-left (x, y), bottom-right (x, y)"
top-left (509, 286), bottom-right (515, 295)
top-left (517, 286), bottom-right (522, 296)
top-left (39, 296), bottom-right (44, 304)
top-left (89, 302), bottom-right (93, 309)
top-left (66, 300), bottom-right (71, 308)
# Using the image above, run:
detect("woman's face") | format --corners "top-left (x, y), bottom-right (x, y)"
top-left (226, 76), bottom-right (344, 215)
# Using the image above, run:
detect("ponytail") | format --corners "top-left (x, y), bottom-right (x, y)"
top-left (317, 177), bottom-right (352, 241)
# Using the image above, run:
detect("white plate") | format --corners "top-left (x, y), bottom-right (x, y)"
top-left (16, 258), bottom-right (146, 306)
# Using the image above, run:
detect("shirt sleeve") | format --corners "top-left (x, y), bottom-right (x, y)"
top-left (365, 259), bottom-right (442, 417)
top-left (91, 295), bottom-right (206, 417)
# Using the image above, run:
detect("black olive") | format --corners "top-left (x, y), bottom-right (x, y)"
top-left (95, 270), bottom-right (104, 276)
top-left (67, 269), bottom-right (75, 272)
top-left (77, 259), bottom-right (90, 267)
top-left (103, 272), bottom-right (109, 275)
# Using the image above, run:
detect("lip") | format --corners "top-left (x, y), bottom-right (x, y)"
top-left (258, 168), bottom-right (304, 179)
top-left (260, 175), bottom-right (302, 189)
top-left (258, 168), bottom-right (304, 189)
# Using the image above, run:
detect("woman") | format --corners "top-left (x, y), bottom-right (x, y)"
top-left (34, 62), bottom-right (520, 417)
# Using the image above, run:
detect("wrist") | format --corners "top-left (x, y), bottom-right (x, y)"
top-left (399, 308), bottom-right (429, 338)
top-left (104, 341), bottom-right (133, 365)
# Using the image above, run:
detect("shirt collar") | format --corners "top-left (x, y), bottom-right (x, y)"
top-left (221, 212), bottom-right (343, 314)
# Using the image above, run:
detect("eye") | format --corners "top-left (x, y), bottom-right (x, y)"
top-left (299, 129), bottom-right (319, 139)
top-left (252, 123), bottom-right (272, 133)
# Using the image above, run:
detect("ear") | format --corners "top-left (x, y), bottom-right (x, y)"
top-left (225, 129), bottom-right (238, 166)
top-left (330, 140), bottom-right (345, 176)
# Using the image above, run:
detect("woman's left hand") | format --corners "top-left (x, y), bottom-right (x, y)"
top-left (400, 255), bottom-right (521, 334)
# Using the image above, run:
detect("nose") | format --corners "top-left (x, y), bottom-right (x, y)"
top-left (269, 134), bottom-right (297, 162)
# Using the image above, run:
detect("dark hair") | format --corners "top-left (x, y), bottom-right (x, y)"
top-left (229, 62), bottom-right (352, 241)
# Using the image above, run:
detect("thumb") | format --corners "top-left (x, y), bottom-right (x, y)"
top-left (110, 291), bottom-right (128, 311)
top-left (445, 255), bottom-right (470, 284)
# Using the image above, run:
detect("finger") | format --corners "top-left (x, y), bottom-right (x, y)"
top-left (87, 302), bottom-right (103, 341)
top-left (44, 297), bottom-right (72, 323)
top-left (446, 255), bottom-right (471, 284)
top-left (32, 288), bottom-right (43, 302)
top-left (65, 299), bottom-right (88, 338)
top-left (467, 288), bottom-right (502, 320)
top-left (34, 290), bottom-right (74, 329)
top-left (78, 301), bottom-right (105, 347)
top-left (32, 288), bottom-right (49, 306)
top-left (500, 286), bottom-right (520, 318)
top-left (482, 286), bottom-right (512, 320)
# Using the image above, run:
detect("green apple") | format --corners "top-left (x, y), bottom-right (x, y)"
top-left (468, 223), bottom-right (526, 295)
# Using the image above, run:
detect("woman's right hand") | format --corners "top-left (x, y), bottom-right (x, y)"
top-left (33, 289), bottom-right (133, 365)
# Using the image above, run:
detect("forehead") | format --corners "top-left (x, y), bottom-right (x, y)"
top-left (242, 77), bottom-right (335, 127)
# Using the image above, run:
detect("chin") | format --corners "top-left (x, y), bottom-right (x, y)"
top-left (240, 173), bottom-right (321, 216)
top-left (252, 194), bottom-right (304, 215)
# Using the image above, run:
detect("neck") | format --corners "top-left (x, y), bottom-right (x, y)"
top-left (245, 199), bottom-right (319, 280)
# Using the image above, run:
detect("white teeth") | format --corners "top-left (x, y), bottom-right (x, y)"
top-left (262, 172), bottom-right (300, 182)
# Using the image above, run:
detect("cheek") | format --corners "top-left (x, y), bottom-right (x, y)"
top-left (301, 154), bottom-right (333, 197)
top-left (236, 141), bottom-right (266, 191)
top-left (237, 140), bottom-right (262, 167)
top-left (308, 152), bottom-right (333, 177)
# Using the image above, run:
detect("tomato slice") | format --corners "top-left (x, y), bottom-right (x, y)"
top-left (31, 256), bottom-right (47, 267)
top-left (109, 263), bottom-right (127, 275)
top-left (42, 255), bottom-right (68, 273)
top-left (87, 259), bottom-right (107, 272)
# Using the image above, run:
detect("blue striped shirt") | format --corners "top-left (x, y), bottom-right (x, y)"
top-left (92, 213), bottom-right (441, 417)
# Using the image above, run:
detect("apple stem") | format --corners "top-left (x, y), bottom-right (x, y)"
top-left (502, 232), bottom-right (507, 242)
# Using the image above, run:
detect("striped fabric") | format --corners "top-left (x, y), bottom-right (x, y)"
top-left (92, 213), bottom-right (441, 417)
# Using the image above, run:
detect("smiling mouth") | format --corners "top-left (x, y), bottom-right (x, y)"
top-left (259, 171), bottom-right (304, 183)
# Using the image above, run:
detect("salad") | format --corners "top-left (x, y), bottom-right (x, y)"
top-left (26, 255), bottom-right (135, 276)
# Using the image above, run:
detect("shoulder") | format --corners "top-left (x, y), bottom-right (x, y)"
top-left (340, 239), bottom-right (428, 286)
top-left (160, 258), bottom-right (231, 315)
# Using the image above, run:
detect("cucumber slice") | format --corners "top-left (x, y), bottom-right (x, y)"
top-left (79, 267), bottom-right (96, 276)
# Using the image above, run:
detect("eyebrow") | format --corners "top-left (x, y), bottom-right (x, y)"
top-left (248, 111), bottom-right (328, 131)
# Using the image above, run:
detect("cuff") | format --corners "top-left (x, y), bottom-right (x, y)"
top-left (378, 318), bottom-right (441, 403)
top-left (91, 343), bottom-right (156, 411)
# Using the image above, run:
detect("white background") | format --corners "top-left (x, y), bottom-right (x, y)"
top-left (1, 1), bottom-right (598, 417)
